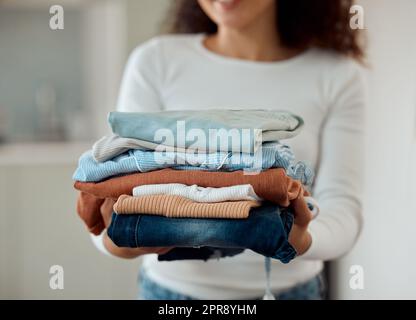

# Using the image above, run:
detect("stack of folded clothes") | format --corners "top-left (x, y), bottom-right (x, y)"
top-left (73, 110), bottom-right (317, 265)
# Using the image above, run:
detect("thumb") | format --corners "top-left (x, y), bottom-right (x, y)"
top-left (100, 197), bottom-right (117, 228)
top-left (291, 196), bottom-right (312, 227)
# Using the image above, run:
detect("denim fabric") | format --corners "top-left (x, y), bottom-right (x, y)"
top-left (73, 142), bottom-right (314, 187)
top-left (138, 268), bottom-right (326, 300)
top-left (107, 202), bottom-right (297, 263)
top-left (108, 110), bottom-right (304, 154)
top-left (158, 247), bottom-right (245, 261)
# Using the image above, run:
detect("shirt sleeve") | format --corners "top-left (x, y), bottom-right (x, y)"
top-left (90, 232), bottom-right (113, 257)
top-left (300, 60), bottom-right (366, 261)
top-left (116, 38), bottom-right (164, 112)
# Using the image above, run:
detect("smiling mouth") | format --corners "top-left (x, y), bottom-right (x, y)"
top-left (213, 0), bottom-right (241, 11)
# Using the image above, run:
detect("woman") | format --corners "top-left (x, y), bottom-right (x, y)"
top-left (94, 0), bottom-right (365, 300)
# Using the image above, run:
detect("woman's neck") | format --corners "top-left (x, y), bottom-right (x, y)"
top-left (204, 11), bottom-right (300, 62)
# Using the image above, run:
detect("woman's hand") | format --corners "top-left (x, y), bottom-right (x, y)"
top-left (288, 198), bottom-right (313, 256)
top-left (102, 232), bottom-right (172, 259)
top-left (100, 198), bottom-right (173, 259)
top-left (288, 223), bottom-right (312, 256)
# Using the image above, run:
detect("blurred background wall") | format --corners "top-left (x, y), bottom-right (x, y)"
top-left (0, 0), bottom-right (415, 299)
top-left (0, 0), bottom-right (171, 299)
top-left (330, 0), bottom-right (416, 299)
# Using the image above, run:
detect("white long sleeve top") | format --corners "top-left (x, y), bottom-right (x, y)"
top-left (92, 33), bottom-right (365, 299)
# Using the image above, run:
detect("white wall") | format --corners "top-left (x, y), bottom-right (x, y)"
top-left (81, 0), bottom-right (128, 139)
top-left (330, 0), bottom-right (416, 299)
top-left (125, 0), bottom-right (172, 53)
top-left (82, 0), bottom-right (171, 139)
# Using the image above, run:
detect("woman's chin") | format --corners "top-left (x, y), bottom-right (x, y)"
top-left (212, 0), bottom-right (242, 12)
top-left (215, 18), bottom-right (248, 30)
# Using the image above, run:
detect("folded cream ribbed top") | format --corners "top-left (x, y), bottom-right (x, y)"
top-left (132, 183), bottom-right (261, 202)
top-left (113, 194), bottom-right (260, 219)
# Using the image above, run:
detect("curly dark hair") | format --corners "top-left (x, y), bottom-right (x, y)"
top-left (164, 0), bottom-right (365, 61)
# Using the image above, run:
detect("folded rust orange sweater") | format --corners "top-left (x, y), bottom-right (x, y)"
top-left (74, 168), bottom-right (310, 235)
top-left (113, 194), bottom-right (260, 219)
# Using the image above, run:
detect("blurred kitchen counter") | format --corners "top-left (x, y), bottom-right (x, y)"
top-left (0, 142), bottom-right (92, 166)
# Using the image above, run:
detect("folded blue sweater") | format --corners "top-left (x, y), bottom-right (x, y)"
top-left (73, 142), bottom-right (314, 186)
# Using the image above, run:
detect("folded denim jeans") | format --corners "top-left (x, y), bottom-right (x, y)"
top-left (158, 247), bottom-right (245, 261)
top-left (107, 202), bottom-right (297, 263)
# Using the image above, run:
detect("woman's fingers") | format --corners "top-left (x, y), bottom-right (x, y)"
top-left (100, 198), bottom-right (117, 228)
top-left (140, 247), bottom-right (174, 255)
top-left (103, 232), bottom-right (174, 258)
top-left (291, 196), bottom-right (313, 227)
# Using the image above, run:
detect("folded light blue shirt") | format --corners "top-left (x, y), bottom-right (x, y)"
top-left (73, 142), bottom-right (314, 186)
top-left (108, 110), bottom-right (304, 154)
